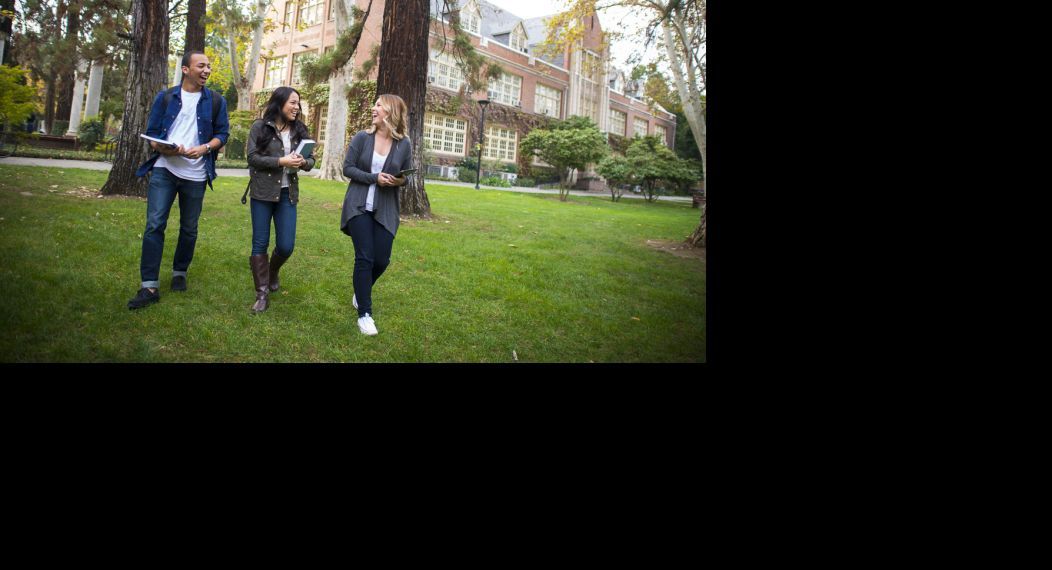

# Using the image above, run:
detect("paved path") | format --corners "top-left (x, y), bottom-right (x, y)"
top-left (0, 156), bottom-right (693, 203)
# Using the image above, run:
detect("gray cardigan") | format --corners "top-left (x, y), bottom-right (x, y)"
top-left (340, 130), bottom-right (413, 238)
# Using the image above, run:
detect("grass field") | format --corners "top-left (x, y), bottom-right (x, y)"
top-left (0, 164), bottom-right (705, 362)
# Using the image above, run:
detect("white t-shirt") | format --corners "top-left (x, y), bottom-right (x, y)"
top-left (155, 89), bottom-right (207, 181)
top-left (365, 150), bottom-right (387, 212)
top-left (280, 130), bottom-right (292, 189)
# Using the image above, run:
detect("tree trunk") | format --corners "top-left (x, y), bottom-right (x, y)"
top-left (228, 0), bottom-right (267, 111)
top-left (56, 5), bottom-right (82, 124)
top-left (319, 0), bottom-right (354, 181)
top-left (376, 0), bottom-right (431, 217)
top-left (184, 0), bottom-right (206, 53)
top-left (662, 16), bottom-right (705, 188)
top-left (44, 77), bottom-right (56, 133)
top-left (100, 0), bottom-right (169, 197)
top-left (687, 197), bottom-right (705, 247)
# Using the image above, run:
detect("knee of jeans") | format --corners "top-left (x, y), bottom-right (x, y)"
top-left (374, 258), bottom-right (390, 273)
top-left (354, 254), bottom-right (374, 269)
top-left (145, 216), bottom-right (168, 234)
top-left (275, 245), bottom-right (294, 258)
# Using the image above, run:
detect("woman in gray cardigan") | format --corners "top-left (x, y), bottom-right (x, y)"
top-left (245, 87), bottom-right (315, 313)
top-left (340, 94), bottom-right (413, 336)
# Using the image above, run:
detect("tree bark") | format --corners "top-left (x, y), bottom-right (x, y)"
top-left (226, 0), bottom-right (267, 111)
top-left (687, 197), bottom-right (705, 247)
top-left (376, 0), bottom-right (431, 217)
top-left (100, 0), bottom-right (169, 197)
top-left (56, 4), bottom-right (82, 124)
top-left (319, 0), bottom-right (354, 181)
top-left (184, 0), bottom-right (206, 54)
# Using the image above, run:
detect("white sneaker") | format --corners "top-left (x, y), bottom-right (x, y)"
top-left (357, 313), bottom-right (378, 336)
top-left (353, 294), bottom-right (358, 310)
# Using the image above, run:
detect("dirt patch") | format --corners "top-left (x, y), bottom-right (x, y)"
top-left (646, 239), bottom-right (706, 262)
top-left (320, 202), bottom-right (341, 210)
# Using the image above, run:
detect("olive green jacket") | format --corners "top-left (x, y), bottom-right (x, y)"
top-left (246, 119), bottom-right (315, 205)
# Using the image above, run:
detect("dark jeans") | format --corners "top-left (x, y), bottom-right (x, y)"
top-left (140, 167), bottom-right (207, 288)
top-left (250, 188), bottom-right (297, 257)
top-left (347, 212), bottom-right (395, 317)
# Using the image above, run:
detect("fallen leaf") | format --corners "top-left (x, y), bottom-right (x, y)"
top-left (50, 185), bottom-right (58, 188)
top-left (631, 316), bottom-right (641, 321)
top-left (508, 244), bottom-right (517, 247)
top-left (512, 350), bottom-right (518, 361)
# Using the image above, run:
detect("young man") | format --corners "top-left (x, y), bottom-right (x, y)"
top-left (127, 51), bottom-right (230, 310)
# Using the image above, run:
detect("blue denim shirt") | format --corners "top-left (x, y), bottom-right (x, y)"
top-left (135, 85), bottom-right (230, 188)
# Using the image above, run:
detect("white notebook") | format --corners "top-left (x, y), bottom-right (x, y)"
top-left (140, 133), bottom-right (177, 148)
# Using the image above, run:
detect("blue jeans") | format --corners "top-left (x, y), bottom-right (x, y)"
top-left (250, 189), bottom-right (297, 257)
top-left (347, 212), bottom-right (395, 317)
top-left (139, 167), bottom-right (207, 288)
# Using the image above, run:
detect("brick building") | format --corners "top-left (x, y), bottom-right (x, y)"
top-left (253, 0), bottom-right (676, 188)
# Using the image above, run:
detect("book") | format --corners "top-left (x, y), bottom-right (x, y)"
top-left (294, 139), bottom-right (315, 158)
top-left (140, 133), bottom-right (177, 148)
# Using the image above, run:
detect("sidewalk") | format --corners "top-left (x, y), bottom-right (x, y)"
top-left (0, 156), bottom-right (693, 203)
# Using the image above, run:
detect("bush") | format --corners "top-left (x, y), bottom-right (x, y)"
top-left (456, 156), bottom-right (479, 172)
top-left (77, 117), bottom-right (107, 151)
top-left (480, 176), bottom-right (511, 188)
top-left (513, 177), bottom-right (535, 187)
top-left (457, 168), bottom-right (479, 183)
top-left (12, 147), bottom-right (108, 161)
top-left (50, 120), bottom-right (70, 136)
top-left (501, 163), bottom-right (518, 174)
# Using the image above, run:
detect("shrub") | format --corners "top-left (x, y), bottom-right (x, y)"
top-left (50, 120), bottom-right (70, 136)
top-left (457, 168), bottom-right (479, 183)
top-left (77, 117), bottom-right (107, 151)
top-left (513, 177), bottom-right (535, 187)
top-left (480, 176), bottom-right (511, 188)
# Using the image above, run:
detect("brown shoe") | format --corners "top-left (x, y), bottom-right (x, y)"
top-left (269, 251), bottom-right (290, 292)
top-left (249, 254), bottom-right (269, 313)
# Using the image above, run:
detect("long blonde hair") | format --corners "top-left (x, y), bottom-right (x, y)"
top-left (367, 94), bottom-right (408, 140)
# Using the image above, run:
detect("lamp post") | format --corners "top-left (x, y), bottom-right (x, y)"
top-left (475, 99), bottom-right (489, 189)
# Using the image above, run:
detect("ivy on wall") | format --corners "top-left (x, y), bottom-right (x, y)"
top-left (345, 80), bottom-right (378, 140)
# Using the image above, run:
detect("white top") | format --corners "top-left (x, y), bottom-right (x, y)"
top-left (365, 150), bottom-right (387, 212)
top-left (280, 130), bottom-right (292, 189)
top-left (155, 89), bottom-right (206, 181)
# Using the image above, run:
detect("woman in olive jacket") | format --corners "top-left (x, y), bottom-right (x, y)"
top-left (245, 87), bottom-right (315, 313)
top-left (340, 94), bottom-right (413, 336)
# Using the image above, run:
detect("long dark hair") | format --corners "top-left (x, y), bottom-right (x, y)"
top-left (260, 86), bottom-right (310, 146)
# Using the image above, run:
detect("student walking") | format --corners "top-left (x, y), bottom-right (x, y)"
top-left (244, 87), bottom-right (315, 313)
top-left (127, 51), bottom-right (229, 310)
top-left (339, 94), bottom-right (413, 336)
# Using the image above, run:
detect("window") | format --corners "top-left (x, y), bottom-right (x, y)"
top-left (283, 1), bottom-right (296, 32)
top-left (535, 84), bottom-right (561, 118)
top-left (633, 117), bottom-right (648, 137)
top-left (299, 0), bottom-right (324, 27)
top-left (292, 50), bottom-right (318, 86)
top-left (510, 26), bottom-right (527, 52)
top-left (329, 0), bottom-right (337, 20)
top-left (487, 73), bottom-right (522, 106)
top-left (655, 124), bottom-right (668, 145)
top-left (609, 109), bottom-right (627, 136)
top-left (578, 50), bottom-right (602, 123)
top-left (461, 1), bottom-right (481, 34)
top-left (429, 50), bottom-right (466, 91)
top-left (424, 113), bottom-right (468, 155)
top-left (317, 104), bottom-right (329, 142)
top-left (265, 56), bottom-right (288, 88)
top-left (482, 126), bottom-right (517, 162)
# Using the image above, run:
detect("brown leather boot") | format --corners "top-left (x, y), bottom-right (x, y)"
top-left (249, 254), bottom-right (269, 313)
top-left (269, 251), bottom-right (290, 292)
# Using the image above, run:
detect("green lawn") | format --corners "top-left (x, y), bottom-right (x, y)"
top-left (0, 165), bottom-right (705, 362)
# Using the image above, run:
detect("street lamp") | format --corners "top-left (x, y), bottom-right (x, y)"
top-left (475, 99), bottom-right (489, 189)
